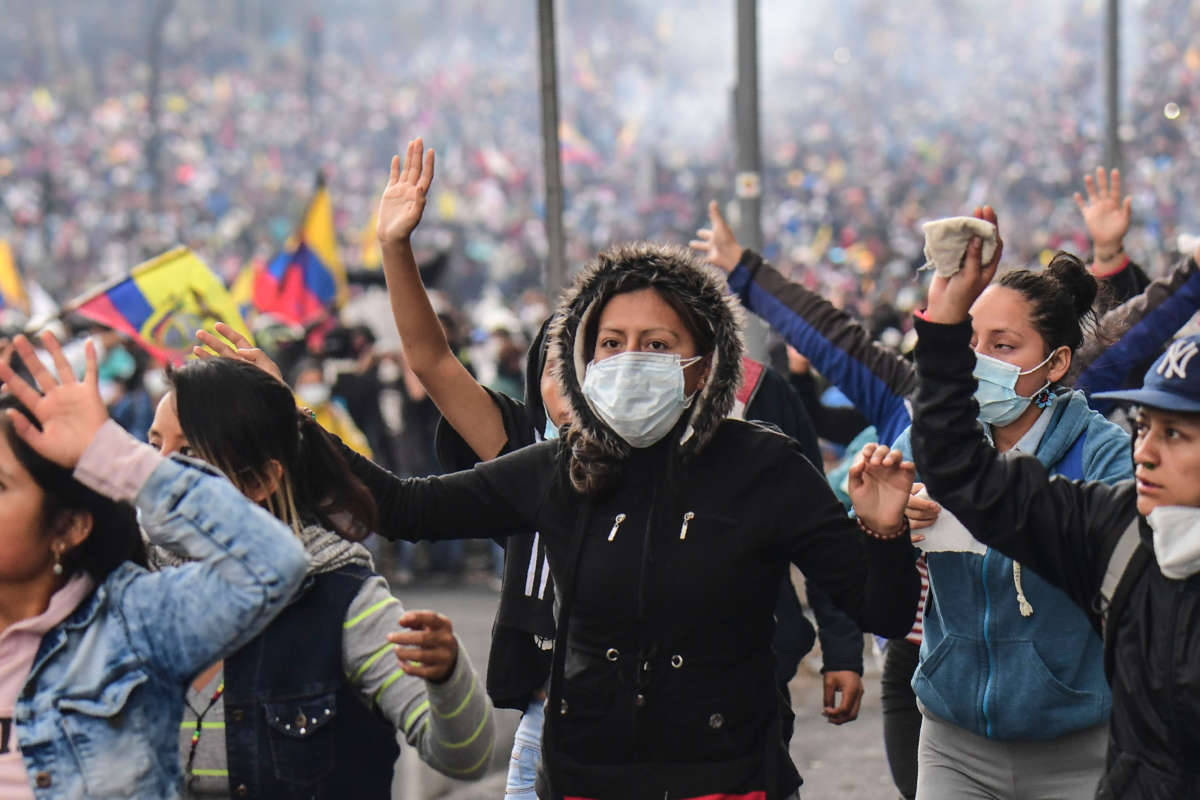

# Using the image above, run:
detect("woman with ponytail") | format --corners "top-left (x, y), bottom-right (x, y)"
top-left (146, 357), bottom-right (494, 797)
top-left (878, 209), bottom-right (1133, 799)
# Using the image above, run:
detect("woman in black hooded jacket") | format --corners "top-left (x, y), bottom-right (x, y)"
top-left (310, 146), bottom-right (918, 800)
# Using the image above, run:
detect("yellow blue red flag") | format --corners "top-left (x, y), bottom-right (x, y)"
top-left (254, 179), bottom-right (347, 323)
top-left (71, 247), bottom-right (253, 364)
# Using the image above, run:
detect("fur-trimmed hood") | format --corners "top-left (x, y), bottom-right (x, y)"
top-left (547, 242), bottom-right (745, 493)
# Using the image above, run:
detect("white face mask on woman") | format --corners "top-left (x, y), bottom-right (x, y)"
top-left (582, 351), bottom-right (701, 448)
top-left (972, 350), bottom-right (1056, 427)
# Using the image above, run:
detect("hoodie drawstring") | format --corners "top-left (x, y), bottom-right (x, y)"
top-left (1013, 561), bottom-right (1034, 617)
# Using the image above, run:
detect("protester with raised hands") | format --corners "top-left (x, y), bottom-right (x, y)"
top-left (281, 148), bottom-right (921, 800)
top-left (144, 352), bottom-right (493, 796)
top-left (0, 332), bottom-right (308, 798)
top-left (862, 218), bottom-right (1200, 798)
top-left (1074, 167), bottom-right (1150, 304)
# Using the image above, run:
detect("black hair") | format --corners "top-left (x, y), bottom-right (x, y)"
top-left (0, 396), bottom-right (145, 581)
top-left (168, 358), bottom-right (377, 541)
top-left (998, 251), bottom-right (1100, 365)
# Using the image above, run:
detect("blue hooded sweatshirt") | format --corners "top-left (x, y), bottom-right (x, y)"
top-left (892, 389), bottom-right (1131, 740)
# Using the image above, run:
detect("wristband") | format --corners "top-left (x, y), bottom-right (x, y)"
top-left (1094, 243), bottom-right (1124, 262)
top-left (856, 515), bottom-right (910, 541)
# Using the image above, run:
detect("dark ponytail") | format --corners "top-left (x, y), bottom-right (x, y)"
top-left (998, 251), bottom-right (1099, 359)
top-left (169, 358), bottom-right (377, 542)
top-left (0, 395), bottom-right (144, 581)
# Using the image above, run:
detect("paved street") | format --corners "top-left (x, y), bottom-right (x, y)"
top-left (392, 578), bottom-right (897, 800)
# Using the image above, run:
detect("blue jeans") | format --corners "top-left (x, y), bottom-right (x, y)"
top-left (505, 697), bottom-right (545, 798)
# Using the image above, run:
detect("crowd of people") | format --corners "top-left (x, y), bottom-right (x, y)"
top-left (2, 1), bottom-right (1200, 799)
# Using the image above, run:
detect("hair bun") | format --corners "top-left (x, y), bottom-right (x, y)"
top-left (1045, 251), bottom-right (1097, 319)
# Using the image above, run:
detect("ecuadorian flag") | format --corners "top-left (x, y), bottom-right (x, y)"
top-left (254, 179), bottom-right (346, 324)
top-left (72, 247), bottom-right (254, 364)
top-left (0, 240), bottom-right (30, 314)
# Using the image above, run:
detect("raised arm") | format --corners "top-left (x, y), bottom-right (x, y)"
top-left (1072, 248), bottom-right (1200, 410)
top-left (692, 202), bottom-right (915, 444)
top-left (377, 139), bottom-right (506, 460)
top-left (906, 212), bottom-right (1133, 607)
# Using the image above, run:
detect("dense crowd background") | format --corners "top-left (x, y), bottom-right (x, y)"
top-left (1, 0), bottom-right (1197, 580)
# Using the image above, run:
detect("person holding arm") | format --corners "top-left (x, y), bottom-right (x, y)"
top-left (863, 222), bottom-right (1200, 799)
top-left (148, 354), bottom-right (494, 797)
top-left (0, 332), bottom-right (309, 798)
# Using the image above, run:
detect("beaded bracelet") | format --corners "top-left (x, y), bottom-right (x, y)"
top-left (856, 515), bottom-right (910, 541)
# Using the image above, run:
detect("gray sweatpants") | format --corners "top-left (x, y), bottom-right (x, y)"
top-left (915, 709), bottom-right (1107, 799)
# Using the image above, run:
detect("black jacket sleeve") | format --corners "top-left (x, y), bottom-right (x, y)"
top-left (807, 583), bottom-right (864, 674)
top-left (342, 437), bottom-right (555, 542)
top-left (909, 316), bottom-right (1138, 611)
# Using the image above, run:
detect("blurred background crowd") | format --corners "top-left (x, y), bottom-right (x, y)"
top-left (0, 0), bottom-right (1197, 582)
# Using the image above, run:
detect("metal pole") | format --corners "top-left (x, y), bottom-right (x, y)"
top-left (735, 0), bottom-right (768, 360)
top-left (1104, 0), bottom-right (1121, 173)
top-left (537, 0), bottom-right (568, 300)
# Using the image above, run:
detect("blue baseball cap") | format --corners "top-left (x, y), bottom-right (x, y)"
top-left (1094, 334), bottom-right (1200, 413)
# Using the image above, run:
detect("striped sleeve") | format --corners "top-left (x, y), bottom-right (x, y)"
top-left (341, 575), bottom-right (495, 781)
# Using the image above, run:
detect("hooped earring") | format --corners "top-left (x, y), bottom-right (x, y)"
top-left (1035, 388), bottom-right (1054, 410)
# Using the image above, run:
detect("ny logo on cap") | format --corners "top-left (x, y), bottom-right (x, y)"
top-left (1157, 339), bottom-right (1200, 380)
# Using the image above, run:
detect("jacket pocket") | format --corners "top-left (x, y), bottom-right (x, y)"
top-left (58, 668), bottom-right (156, 796)
top-left (264, 692), bottom-right (338, 786)
top-left (986, 640), bottom-right (1106, 740)
top-left (911, 634), bottom-right (981, 734)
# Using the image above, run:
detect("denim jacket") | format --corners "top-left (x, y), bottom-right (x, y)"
top-left (14, 421), bottom-right (308, 799)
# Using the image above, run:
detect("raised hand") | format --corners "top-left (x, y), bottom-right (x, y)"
top-left (689, 201), bottom-right (744, 273)
top-left (925, 205), bottom-right (1003, 325)
top-left (0, 332), bottom-right (110, 469)
top-left (387, 609), bottom-right (459, 682)
top-left (193, 322), bottom-right (284, 384)
top-left (1073, 167), bottom-right (1131, 257)
top-left (377, 138), bottom-right (435, 247)
top-left (847, 443), bottom-right (915, 536)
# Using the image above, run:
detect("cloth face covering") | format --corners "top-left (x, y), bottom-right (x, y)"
top-left (972, 350), bottom-right (1054, 427)
top-left (544, 416), bottom-right (559, 441)
top-left (582, 351), bottom-right (700, 448)
top-left (1147, 505), bottom-right (1200, 580)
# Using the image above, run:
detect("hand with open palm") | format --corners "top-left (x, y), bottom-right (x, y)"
top-left (0, 332), bottom-right (110, 469)
top-left (847, 443), bottom-right (915, 537)
top-left (377, 138), bottom-right (435, 248)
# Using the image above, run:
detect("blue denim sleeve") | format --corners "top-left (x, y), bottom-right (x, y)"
top-left (112, 456), bottom-right (309, 684)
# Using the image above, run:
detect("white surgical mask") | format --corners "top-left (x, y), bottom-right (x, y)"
top-left (972, 350), bottom-right (1055, 427)
top-left (582, 351), bottom-right (701, 448)
top-left (296, 383), bottom-right (331, 408)
top-left (1147, 505), bottom-right (1200, 580)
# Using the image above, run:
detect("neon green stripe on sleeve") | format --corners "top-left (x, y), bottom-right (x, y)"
top-left (403, 699), bottom-right (431, 733)
top-left (432, 674), bottom-right (476, 720)
top-left (436, 704), bottom-right (492, 749)
top-left (351, 643), bottom-right (397, 683)
top-left (373, 667), bottom-right (407, 706)
top-left (344, 597), bottom-right (399, 629)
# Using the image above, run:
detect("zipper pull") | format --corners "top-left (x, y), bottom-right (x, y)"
top-left (679, 511), bottom-right (695, 541)
top-left (607, 513), bottom-right (627, 542)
